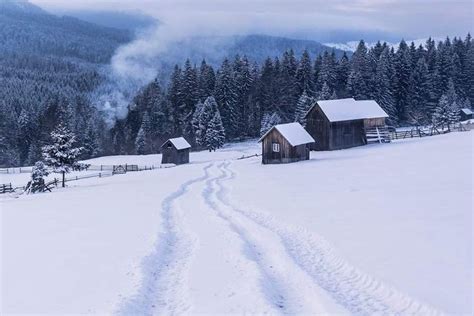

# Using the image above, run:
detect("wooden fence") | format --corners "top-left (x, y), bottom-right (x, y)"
top-left (389, 122), bottom-right (471, 140)
top-left (0, 164), bottom-right (175, 194)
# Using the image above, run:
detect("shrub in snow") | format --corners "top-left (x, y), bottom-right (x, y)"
top-left (26, 161), bottom-right (50, 194)
top-left (42, 124), bottom-right (88, 187)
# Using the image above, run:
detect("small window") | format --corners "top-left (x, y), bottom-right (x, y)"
top-left (272, 143), bottom-right (280, 152)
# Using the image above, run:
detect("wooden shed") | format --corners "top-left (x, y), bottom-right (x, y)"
top-left (161, 137), bottom-right (191, 165)
top-left (460, 108), bottom-right (473, 121)
top-left (305, 98), bottom-right (389, 151)
top-left (259, 122), bottom-right (315, 164)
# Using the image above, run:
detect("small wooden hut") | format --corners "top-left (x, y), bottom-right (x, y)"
top-left (305, 98), bottom-right (389, 151)
top-left (161, 137), bottom-right (191, 165)
top-left (460, 108), bottom-right (473, 121)
top-left (259, 122), bottom-right (315, 164)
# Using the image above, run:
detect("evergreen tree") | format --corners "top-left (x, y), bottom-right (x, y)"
top-left (394, 40), bottom-right (412, 121)
top-left (294, 91), bottom-right (314, 126)
top-left (260, 112), bottom-right (281, 136)
top-left (198, 59), bottom-right (216, 100)
top-left (347, 40), bottom-right (370, 99)
top-left (295, 49), bottom-right (313, 95)
top-left (168, 65), bottom-right (183, 133)
top-left (374, 48), bottom-right (398, 125)
top-left (192, 96), bottom-right (219, 147)
top-left (26, 161), bottom-right (50, 194)
top-left (233, 55), bottom-right (253, 138)
top-left (317, 51), bottom-right (337, 94)
top-left (204, 110), bottom-right (225, 151)
top-left (82, 128), bottom-right (99, 158)
top-left (407, 57), bottom-right (431, 124)
top-left (215, 58), bottom-right (238, 138)
top-left (42, 124), bottom-right (86, 187)
top-left (432, 94), bottom-right (459, 131)
top-left (135, 126), bottom-right (146, 155)
top-left (318, 82), bottom-right (332, 100)
top-left (191, 101), bottom-right (204, 146)
top-left (336, 52), bottom-right (350, 97)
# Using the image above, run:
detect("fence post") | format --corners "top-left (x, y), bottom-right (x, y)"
top-left (101, 165), bottom-right (103, 171)
top-left (99, 173), bottom-right (101, 178)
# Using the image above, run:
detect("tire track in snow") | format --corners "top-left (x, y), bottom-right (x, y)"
top-left (202, 163), bottom-right (338, 314)
top-left (217, 162), bottom-right (443, 316)
top-left (116, 163), bottom-right (213, 316)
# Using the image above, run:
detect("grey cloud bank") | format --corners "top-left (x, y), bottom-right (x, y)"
top-left (32, 0), bottom-right (473, 40)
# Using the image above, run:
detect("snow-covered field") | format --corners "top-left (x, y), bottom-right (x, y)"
top-left (1, 132), bottom-right (472, 314)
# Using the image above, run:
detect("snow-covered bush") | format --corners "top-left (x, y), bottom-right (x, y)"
top-left (26, 161), bottom-right (49, 194)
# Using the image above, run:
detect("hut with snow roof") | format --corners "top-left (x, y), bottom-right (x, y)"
top-left (305, 98), bottom-right (389, 151)
top-left (460, 108), bottom-right (473, 121)
top-left (161, 137), bottom-right (191, 165)
top-left (259, 122), bottom-right (315, 164)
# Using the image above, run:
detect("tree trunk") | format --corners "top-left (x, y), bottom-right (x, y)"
top-left (62, 171), bottom-right (65, 188)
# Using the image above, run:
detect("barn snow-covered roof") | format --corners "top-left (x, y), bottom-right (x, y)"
top-left (308, 98), bottom-right (389, 122)
top-left (259, 122), bottom-right (315, 146)
top-left (461, 108), bottom-right (473, 115)
top-left (162, 137), bottom-right (191, 150)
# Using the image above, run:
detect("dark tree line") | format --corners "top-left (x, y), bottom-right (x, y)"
top-left (1, 34), bottom-right (472, 167)
top-left (111, 35), bottom-right (473, 155)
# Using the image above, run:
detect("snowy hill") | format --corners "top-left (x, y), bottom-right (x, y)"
top-left (325, 37), bottom-right (445, 52)
top-left (2, 132), bottom-right (472, 314)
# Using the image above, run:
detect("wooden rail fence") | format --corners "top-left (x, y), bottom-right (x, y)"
top-left (0, 164), bottom-right (175, 194)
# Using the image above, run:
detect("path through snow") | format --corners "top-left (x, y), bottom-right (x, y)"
top-left (116, 161), bottom-right (443, 315)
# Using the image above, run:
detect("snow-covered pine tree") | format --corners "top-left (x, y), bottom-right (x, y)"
top-left (198, 60), bottom-right (216, 100)
top-left (204, 110), bottom-right (225, 151)
top-left (335, 52), bottom-right (350, 97)
top-left (318, 82), bottom-right (332, 100)
top-left (317, 51), bottom-right (337, 94)
top-left (26, 161), bottom-right (49, 194)
top-left (295, 49), bottom-right (313, 95)
top-left (347, 40), bottom-right (370, 99)
top-left (432, 81), bottom-right (460, 131)
top-left (260, 112), bottom-right (281, 136)
top-left (233, 55), bottom-right (253, 138)
top-left (192, 101), bottom-right (204, 145)
top-left (432, 95), bottom-right (458, 131)
top-left (215, 58), bottom-right (238, 138)
top-left (393, 40), bottom-right (412, 122)
top-left (82, 128), bottom-right (99, 158)
top-left (374, 47), bottom-right (398, 125)
top-left (135, 126), bottom-right (146, 155)
top-left (168, 65), bottom-right (183, 133)
top-left (294, 91), bottom-right (314, 126)
top-left (42, 124), bottom-right (86, 187)
top-left (407, 57), bottom-right (431, 125)
top-left (214, 110), bottom-right (226, 149)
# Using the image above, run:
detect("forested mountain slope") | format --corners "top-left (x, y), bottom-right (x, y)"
top-left (0, 0), bottom-right (132, 167)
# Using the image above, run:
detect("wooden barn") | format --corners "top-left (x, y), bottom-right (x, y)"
top-left (161, 137), bottom-right (191, 165)
top-left (305, 98), bottom-right (389, 151)
top-left (460, 108), bottom-right (473, 121)
top-left (259, 122), bottom-right (315, 164)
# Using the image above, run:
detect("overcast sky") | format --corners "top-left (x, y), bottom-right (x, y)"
top-left (31, 0), bottom-right (473, 41)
